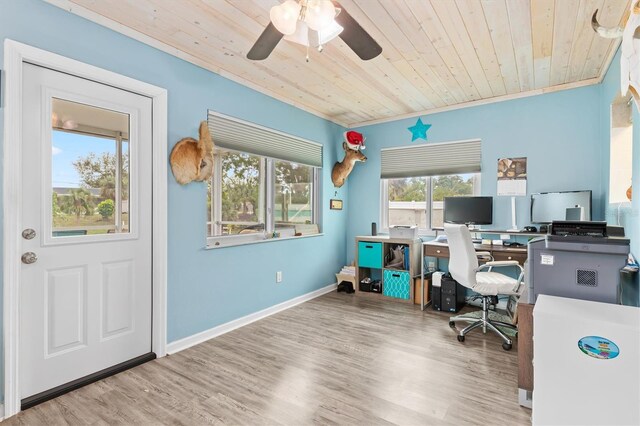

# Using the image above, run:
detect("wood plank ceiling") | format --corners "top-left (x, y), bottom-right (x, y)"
top-left (53, 0), bottom-right (630, 127)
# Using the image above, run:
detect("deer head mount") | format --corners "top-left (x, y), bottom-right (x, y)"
top-left (592, 2), bottom-right (640, 109)
top-left (331, 131), bottom-right (367, 188)
top-left (170, 121), bottom-right (215, 185)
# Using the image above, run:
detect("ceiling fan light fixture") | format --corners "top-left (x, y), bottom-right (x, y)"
top-left (270, 0), bottom-right (301, 35)
top-left (317, 20), bottom-right (343, 44)
top-left (284, 21), bottom-right (311, 46)
top-left (284, 19), bottom-right (342, 48)
top-left (304, 0), bottom-right (336, 31)
top-left (248, 1), bottom-right (381, 61)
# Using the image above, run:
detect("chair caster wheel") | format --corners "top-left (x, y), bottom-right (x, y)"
top-left (502, 342), bottom-right (512, 351)
top-left (449, 321), bottom-right (456, 328)
top-left (457, 335), bottom-right (465, 342)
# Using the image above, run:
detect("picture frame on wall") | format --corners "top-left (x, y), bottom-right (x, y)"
top-left (330, 199), bottom-right (343, 210)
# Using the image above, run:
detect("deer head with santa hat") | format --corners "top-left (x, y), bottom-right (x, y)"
top-left (331, 131), bottom-right (367, 188)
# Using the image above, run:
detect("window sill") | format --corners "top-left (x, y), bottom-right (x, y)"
top-left (206, 233), bottom-right (324, 249)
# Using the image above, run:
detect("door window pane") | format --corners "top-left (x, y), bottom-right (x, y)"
top-left (387, 177), bottom-right (427, 228)
top-left (275, 160), bottom-right (314, 225)
top-left (51, 98), bottom-right (130, 237)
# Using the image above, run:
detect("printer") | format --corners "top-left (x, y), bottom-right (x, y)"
top-left (526, 221), bottom-right (629, 304)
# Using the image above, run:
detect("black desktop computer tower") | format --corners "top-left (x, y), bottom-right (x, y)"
top-left (433, 275), bottom-right (465, 313)
top-left (432, 285), bottom-right (441, 311)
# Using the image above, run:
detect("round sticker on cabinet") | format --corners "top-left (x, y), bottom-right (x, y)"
top-left (578, 336), bottom-right (620, 360)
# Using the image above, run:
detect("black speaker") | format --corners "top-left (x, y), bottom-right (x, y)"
top-left (371, 222), bottom-right (377, 236)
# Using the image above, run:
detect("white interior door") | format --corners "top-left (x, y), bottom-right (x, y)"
top-left (19, 63), bottom-right (153, 400)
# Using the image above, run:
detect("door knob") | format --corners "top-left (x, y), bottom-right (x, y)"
top-left (22, 228), bottom-right (36, 240)
top-left (21, 252), bottom-right (37, 264)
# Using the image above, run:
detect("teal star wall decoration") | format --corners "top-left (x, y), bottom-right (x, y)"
top-left (408, 118), bottom-right (432, 141)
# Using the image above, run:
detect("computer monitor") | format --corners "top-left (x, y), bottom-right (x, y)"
top-left (444, 196), bottom-right (493, 225)
top-left (530, 190), bottom-right (592, 224)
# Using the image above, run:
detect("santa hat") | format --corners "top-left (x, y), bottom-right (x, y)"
top-left (344, 131), bottom-right (365, 151)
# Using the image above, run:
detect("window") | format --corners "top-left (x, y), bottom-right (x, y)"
top-left (205, 111), bottom-right (322, 246)
top-left (209, 151), bottom-right (265, 236)
top-left (382, 173), bottom-right (480, 233)
top-left (274, 160), bottom-right (315, 226)
top-left (379, 139), bottom-right (481, 233)
top-left (609, 94), bottom-right (633, 204)
top-left (207, 150), bottom-right (318, 246)
top-left (51, 98), bottom-right (131, 237)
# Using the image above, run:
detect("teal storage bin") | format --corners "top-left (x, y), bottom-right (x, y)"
top-left (383, 270), bottom-right (410, 300)
top-left (358, 242), bottom-right (382, 268)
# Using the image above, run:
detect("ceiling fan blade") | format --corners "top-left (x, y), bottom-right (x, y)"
top-left (333, 2), bottom-right (382, 60)
top-left (247, 23), bottom-right (284, 60)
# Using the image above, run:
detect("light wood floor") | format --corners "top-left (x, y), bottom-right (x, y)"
top-left (5, 292), bottom-right (531, 425)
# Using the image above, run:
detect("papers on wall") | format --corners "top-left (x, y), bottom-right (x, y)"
top-left (497, 157), bottom-right (527, 196)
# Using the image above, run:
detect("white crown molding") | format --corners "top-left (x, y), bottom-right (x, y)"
top-left (349, 77), bottom-right (602, 128)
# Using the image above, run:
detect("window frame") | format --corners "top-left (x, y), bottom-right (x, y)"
top-left (207, 148), bottom-right (320, 248)
top-left (380, 173), bottom-right (481, 235)
top-left (45, 92), bottom-right (139, 246)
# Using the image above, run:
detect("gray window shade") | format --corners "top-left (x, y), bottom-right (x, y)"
top-left (381, 139), bottom-right (481, 179)
top-left (207, 111), bottom-right (322, 167)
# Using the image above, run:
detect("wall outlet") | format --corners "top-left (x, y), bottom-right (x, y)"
top-left (500, 234), bottom-right (510, 240)
top-left (276, 271), bottom-right (282, 283)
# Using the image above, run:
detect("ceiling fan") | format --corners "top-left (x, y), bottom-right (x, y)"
top-left (247, 0), bottom-right (382, 61)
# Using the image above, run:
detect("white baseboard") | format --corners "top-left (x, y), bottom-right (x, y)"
top-left (166, 283), bottom-right (337, 354)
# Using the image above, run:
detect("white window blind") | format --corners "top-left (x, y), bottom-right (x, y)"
top-left (207, 110), bottom-right (323, 167)
top-left (381, 139), bottom-right (481, 179)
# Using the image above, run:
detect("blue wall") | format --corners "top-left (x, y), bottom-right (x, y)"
top-left (0, 0), bottom-right (349, 401)
top-left (345, 86), bottom-right (605, 263)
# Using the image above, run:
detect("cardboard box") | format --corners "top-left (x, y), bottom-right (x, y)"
top-left (389, 225), bottom-right (418, 239)
top-left (413, 276), bottom-right (431, 305)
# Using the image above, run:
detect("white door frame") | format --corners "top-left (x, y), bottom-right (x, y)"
top-left (2, 40), bottom-right (168, 418)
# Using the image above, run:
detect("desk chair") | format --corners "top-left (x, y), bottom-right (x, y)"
top-left (444, 223), bottom-right (524, 350)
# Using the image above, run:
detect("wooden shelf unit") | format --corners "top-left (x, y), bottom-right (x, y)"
top-left (355, 236), bottom-right (422, 303)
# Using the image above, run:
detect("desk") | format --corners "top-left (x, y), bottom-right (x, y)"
top-left (420, 241), bottom-right (528, 311)
top-left (433, 228), bottom-right (546, 238)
